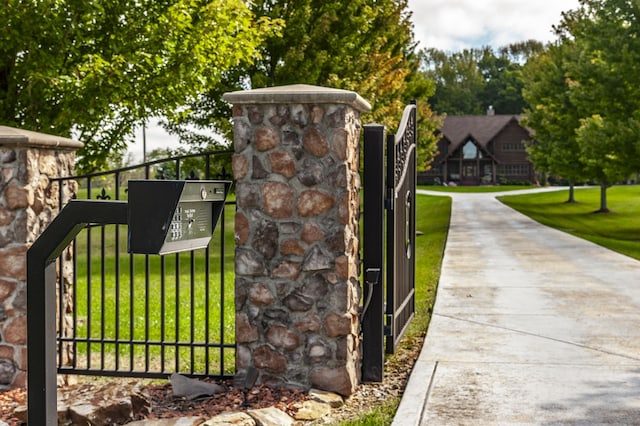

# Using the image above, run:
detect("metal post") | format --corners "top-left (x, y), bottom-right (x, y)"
top-left (361, 124), bottom-right (385, 382)
top-left (27, 200), bottom-right (128, 425)
top-left (385, 130), bottom-right (396, 355)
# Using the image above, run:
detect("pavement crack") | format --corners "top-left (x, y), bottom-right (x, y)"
top-left (436, 313), bottom-right (640, 363)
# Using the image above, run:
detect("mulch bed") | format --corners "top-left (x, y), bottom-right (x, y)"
top-left (0, 380), bottom-right (309, 425)
top-left (136, 380), bottom-right (309, 421)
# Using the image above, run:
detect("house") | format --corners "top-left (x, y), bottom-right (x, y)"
top-left (421, 112), bottom-right (536, 185)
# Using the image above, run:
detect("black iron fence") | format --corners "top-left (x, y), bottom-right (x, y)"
top-left (50, 150), bottom-right (236, 380)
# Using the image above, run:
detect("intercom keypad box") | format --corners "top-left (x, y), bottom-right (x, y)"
top-left (127, 180), bottom-right (229, 255)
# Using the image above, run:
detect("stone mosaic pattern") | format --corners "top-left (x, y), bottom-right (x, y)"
top-left (232, 102), bottom-right (363, 396)
top-left (0, 146), bottom-right (77, 389)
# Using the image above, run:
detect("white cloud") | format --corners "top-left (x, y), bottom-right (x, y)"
top-left (408, 0), bottom-right (581, 51)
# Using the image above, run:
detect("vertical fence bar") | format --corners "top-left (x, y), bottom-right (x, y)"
top-left (129, 253), bottom-right (135, 371)
top-left (190, 251), bottom-right (196, 374)
top-left (115, 172), bottom-right (121, 371)
top-left (160, 257), bottom-right (166, 373)
top-left (100, 224), bottom-right (106, 369)
top-left (72, 233), bottom-right (78, 369)
top-left (144, 255), bottom-right (150, 372)
top-left (204, 245), bottom-right (211, 375)
top-left (175, 253), bottom-right (180, 372)
top-left (219, 203), bottom-right (226, 374)
top-left (86, 178), bottom-right (93, 369)
top-left (361, 124), bottom-right (386, 382)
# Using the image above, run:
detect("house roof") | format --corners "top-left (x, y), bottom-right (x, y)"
top-left (441, 115), bottom-right (524, 154)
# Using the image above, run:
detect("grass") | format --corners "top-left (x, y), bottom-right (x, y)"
top-left (499, 185), bottom-right (640, 261)
top-left (418, 184), bottom-right (535, 193)
top-left (338, 193), bottom-right (452, 425)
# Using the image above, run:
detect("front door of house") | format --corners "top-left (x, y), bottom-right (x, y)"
top-left (461, 162), bottom-right (479, 185)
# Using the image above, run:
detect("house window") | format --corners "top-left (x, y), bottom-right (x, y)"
top-left (502, 142), bottom-right (525, 152)
top-left (462, 140), bottom-right (482, 159)
top-left (498, 164), bottom-right (529, 176)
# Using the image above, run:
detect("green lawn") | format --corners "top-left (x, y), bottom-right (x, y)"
top-left (418, 185), bottom-right (535, 193)
top-left (340, 193), bottom-right (452, 425)
top-left (499, 185), bottom-right (640, 261)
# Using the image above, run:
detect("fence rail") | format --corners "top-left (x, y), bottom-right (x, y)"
top-left (50, 150), bottom-right (236, 379)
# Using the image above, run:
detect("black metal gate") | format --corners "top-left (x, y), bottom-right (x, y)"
top-left (49, 150), bottom-right (236, 380)
top-left (362, 102), bottom-right (417, 381)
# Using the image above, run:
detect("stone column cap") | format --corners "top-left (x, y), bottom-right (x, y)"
top-left (0, 126), bottom-right (84, 150)
top-left (223, 84), bottom-right (371, 113)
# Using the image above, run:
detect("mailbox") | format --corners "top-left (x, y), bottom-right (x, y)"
top-left (127, 180), bottom-right (230, 255)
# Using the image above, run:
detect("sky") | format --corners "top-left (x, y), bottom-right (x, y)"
top-left (408, 0), bottom-right (581, 52)
top-left (130, 0), bottom-right (582, 159)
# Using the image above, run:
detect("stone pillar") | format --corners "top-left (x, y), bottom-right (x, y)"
top-left (0, 126), bottom-right (82, 389)
top-left (223, 85), bottom-right (371, 396)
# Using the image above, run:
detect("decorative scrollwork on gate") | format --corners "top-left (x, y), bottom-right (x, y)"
top-left (393, 104), bottom-right (417, 195)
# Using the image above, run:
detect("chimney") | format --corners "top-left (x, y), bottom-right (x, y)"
top-left (487, 105), bottom-right (495, 116)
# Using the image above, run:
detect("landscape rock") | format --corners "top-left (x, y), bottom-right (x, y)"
top-left (292, 399), bottom-right (331, 421)
top-left (68, 403), bottom-right (132, 426)
top-left (170, 373), bottom-right (227, 400)
top-left (309, 388), bottom-right (344, 408)
top-left (127, 417), bottom-right (206, 426)
top-left (202, 411), bottom-right (256, 425)
top-left (247, 406), bottom-right (295, 426)
top-left (57, 381), bottom-right (150, 426)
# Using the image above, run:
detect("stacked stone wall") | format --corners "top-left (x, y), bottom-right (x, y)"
top-left (227, 86), bottom-right (370, 397)
top-left (0, 129), bottom-right (80, 389)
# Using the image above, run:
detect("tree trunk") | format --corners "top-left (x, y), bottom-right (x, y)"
top-left (566, 182), bottom-right (576, 203)
top-left (597, 182), bottom-right (610, 213)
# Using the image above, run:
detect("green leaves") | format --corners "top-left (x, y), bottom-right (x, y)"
top-left (522, 0), bottom-right (640, 210)
top-left (1, 0), bottom-right (281, 172)
top-left (167, 0), bottom-right (441, 169)
top-left (421, 41), bottom-right (543, 116)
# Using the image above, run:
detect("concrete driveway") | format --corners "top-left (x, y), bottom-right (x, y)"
top-left (393, 188), bottom-right (640, 425)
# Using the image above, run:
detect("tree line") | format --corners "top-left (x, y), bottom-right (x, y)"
top-left (2, 0), bottom-right (638, 211)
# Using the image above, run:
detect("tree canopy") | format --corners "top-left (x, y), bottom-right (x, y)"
top-left (421, 41), bottom-right (543, 115)
top-left (522, 0), bottom-right (640, 211)
top-left (522, 41), bottom-right (586, 200)
top-left (0, 0), bottom-right (280, 172)
top-left (166, 0), bottom-right (442, 169)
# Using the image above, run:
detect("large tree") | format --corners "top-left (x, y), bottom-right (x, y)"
top-left (166, 0), bottom-right (441, 168)
top-left (562, 0), bottom-right (640, 212)
top-left (0, 0), bottom-right (279, 172)
top-left (525, 0), bottom-right (640, 212)
top-left (522, 41), bottom-right (586, 202)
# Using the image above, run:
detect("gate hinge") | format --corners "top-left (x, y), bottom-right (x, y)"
top-left (384, 314), bottom-right (393, 337)
top-left (385, 189), bottom-right (394, 210)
